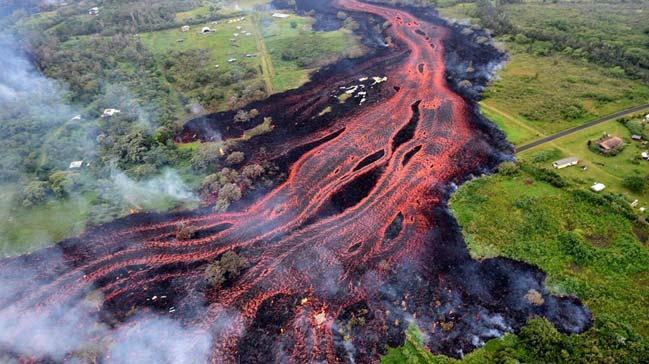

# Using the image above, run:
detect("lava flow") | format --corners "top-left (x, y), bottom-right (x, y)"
top-left (0, 0), bottom-right (591, 362)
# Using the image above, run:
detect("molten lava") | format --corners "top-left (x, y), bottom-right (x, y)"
top-left (0, 0), bottom-right (590, 362)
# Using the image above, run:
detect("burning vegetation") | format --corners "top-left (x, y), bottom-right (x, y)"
top-left (0, 0), bottom-right (591, 362)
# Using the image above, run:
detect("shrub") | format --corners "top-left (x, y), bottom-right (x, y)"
top-left (225, 151), bottom-right (245, 166)
top-left (176, 223), bottom-right (196, 240)
top-left (557, 231), bottom-right (594, 266)
top-left (204, 251), bottom-right (246, 288)
top-left (498, 161), bottom-right (520, 176)
top-left (622, 175), bottom-right (647, 193)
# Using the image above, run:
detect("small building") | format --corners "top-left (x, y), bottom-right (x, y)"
top-left (645, 114), bottom-right (649, 123)
top-left (69, 115), bottom-right (82, 122)
top-left (201, 27), bottom-right (213, 34)
top-left (228, 58), bottom-right (237, 63)
top-left (69, 161), bottom-right (83, 169)
top-left (102, 108), bottom-right (121, 118)
top-left (181, 25), bottom-right (190, 32)
top-left (552, 156), bottom-right (579, 169)
top-left (591, 183), bottom-right (606, 192)
top-left (642, 151), bottom-right (649, 160)
top-left (632, 134), bottom-right (643, 141)
top-left (631, 199), bottom-right (639, 208)
top-left (597, 136), bottom-right (624, 154)
top-left (88, 7), bottom-right (99, 15)
top-left (272, 13), bottom-right (290, 18)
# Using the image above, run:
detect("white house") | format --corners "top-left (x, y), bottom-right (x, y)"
top-left (88, 7), bottom-right (99, 15)
top-left (552, 156), bottom-right (579, 169)
top-left (102, 108), bottom-right (121, 118)
top-left (272, 13), bottom-right (290, 18)
top-left (181, 25), bottom-right (190, 32)
top-left (69, 161), bottom-right (83, 169)
top-left (591, 183), bottom-right (606, 192)
top-left (201, 27), bottom-right (213, 33)
top-left (645, 114), bottom-right (649, 122)
top-left (642, 151), bottom-right (649, 160)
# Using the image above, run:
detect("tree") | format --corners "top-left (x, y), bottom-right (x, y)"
top-left (219, 183), bottom-right (242, 202)
top-left (20, 181), bottom-right (49, 207)
top-left (190, 143), bottom-right (222, 171)
top-left (204, 251), bottom-right (246, 288)
top-left (242, 164), bottom-right (265, 180)
top-left (176, 223), bottom-right (196, 240)
top-left (48, 171), bottom-right (79, 197)
top-left (204, 263), bottom-right (225, 288)
top-left (234, 109), bottom-right (251, 123)
top-left (225, 151), bottom-right (245, 166)
top-left (219, 251), bottom-right (246, 277)
top-left (622, 175), bottom-right (647, 193)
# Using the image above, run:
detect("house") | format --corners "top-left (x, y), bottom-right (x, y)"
top-left (69, 161), bottom-right (83, 169)
top-left (228, 58), bottom-right (237, 63)
top-left (591, 183), bottom-right (606, 192)
top-left (597, 136), bottom-right (624, 153)
top-left (69, 115), bottom-right (82, 122)
top-left (642, 151), bottom-right (649, 160)
top-left (631, 200), bottom-right (639, 208)
top-left (632, 134), bottom-right (643, 141)
top-left (181, 25), bottom-right (190, 32)
top-left (552, 156), bottom-right (579, 169)
top-left (272, 13), bottom-right (290, 18)
top-left (645, 114), bottom-right (649, 122)
top-left (201, 27), bottom-right (213, 34)
top-left (88, 7), bottom-right (99, 15)
top-left (102, 108), bottom-right (121, 118)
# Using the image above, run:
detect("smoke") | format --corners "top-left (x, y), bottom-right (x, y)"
top-left (107, 316), bottom-right (212, 364)
top-left (110, 168), bottom-right (199, 209)
top-left (0, 34), bottom-right (73, 121)
top-left (0, 247), bottom-right (214, 362)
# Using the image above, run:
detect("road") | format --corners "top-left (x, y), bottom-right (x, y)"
top-left (251, 13), bottom-right (275, 95)
top-left (515, 103), bottom-right (649, 154)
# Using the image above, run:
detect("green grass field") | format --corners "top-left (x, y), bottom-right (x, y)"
top-left (450, 168), bottom-right (649, 335)
top-left (0, 185), bottom-right (90, 256)
top-left (519, 118), bottom-right (649, 204)
top-left (482, 46), bottom-right (649, 137)
top-left (383, 166), bottom-right (649, 363)
top-left (439, 2), bottom-right (649, 147)
top-left (141, 10), bottom-right (361, 112)
top-left (384, 166), bottom-right (649, 362)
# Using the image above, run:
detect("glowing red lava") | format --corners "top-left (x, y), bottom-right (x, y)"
top-left (0, 1), bottom-right (589, 362)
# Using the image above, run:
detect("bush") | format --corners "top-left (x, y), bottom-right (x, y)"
top-left (557, 231), bottom-right (594, 266)
top-left (225, 151), bottom-right (245, 166)
top-left (622, 175), bottom-right (647, 193)
top-left (176, 223), bottom-right (196, 240)
top-left (204, 251), bottom-right (246, 288)
top-left (20, 180), bottom-right (50, 207)
top-left (498, 161), bottom-right (520, 176)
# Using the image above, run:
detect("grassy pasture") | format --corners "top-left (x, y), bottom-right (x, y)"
top-left (519, 118), bottom-right (649, 204)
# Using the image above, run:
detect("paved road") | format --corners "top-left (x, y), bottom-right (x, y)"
top-left (516, 103), bottom-right (649, 154)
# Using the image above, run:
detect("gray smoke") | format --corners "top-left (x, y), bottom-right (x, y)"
top-left (111, 168), bottom-right (199, 209)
